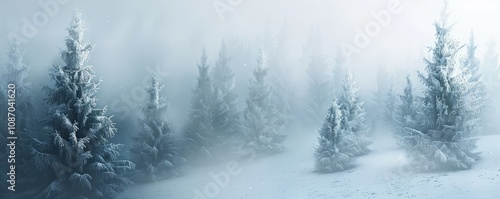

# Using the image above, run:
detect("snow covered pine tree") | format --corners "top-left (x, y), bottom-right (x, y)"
top-left (211, 42), bottom-right (241, 141)
top-left (130, 75), bottom-right (184, 182)
top-left (481, 39), bottom-right (500, 134)
top-left (184, 48), bottom-right (217, 158)
top-left (383, 85), bottom-right (397, 128)
top-left (1, 38), bottom-right (37, 196)
top-left (315, 99), bottom-right (359, 172)
top-left (394, 75), bottom-right (423, 146)
top-left (374, 65), bottom-right (390, 127)
top-left (463, 32), bottom-right (483, 87)
top-left (3, 38), bottom-right (35, 131)
top-left (404, 5), bottom-right (481, 170)
top-left (243, 48), bottom-right (286, 154)
top-left (26, 12), bottom-right (134, 199)
top-left (267, 25), bottom-right (293, 125)
top-left (463, 32), bottom-right (485, 115)
top-left (337, 71), bottom-right (371, 156)
top-left (305, 27), bottom-right (331, 122)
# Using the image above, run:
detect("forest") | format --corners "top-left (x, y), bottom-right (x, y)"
top-left (0, 0), bottom-right (499, 199)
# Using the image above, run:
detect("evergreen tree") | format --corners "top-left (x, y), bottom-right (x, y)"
top-left (243, 49), bottom-right (286, 154)
top-left (211, 42), bottom-right (241, 138)
top-left (1, 38), bottom-right (36, 197)
top-left (267, 23), bottom-right (293, 127)
top-left (399, 76), bottom-right (416, 127)
top-left (3, 38), bottom-right (34, 130)
top-left (405, 5), bottom-right (481, 170)
top-left (26, 12), bottom-right (134, 199)
top-left (374, 65), bottom-right (390, 126)
top-left (305, 26), bottom-right (332, 122)
top-left (462, 32), bottom-right (486, 134)
top-left (394, 75), bottom-right (423, 146)
top-left (337, 71), bottom-right (371, 156)
top-left (257, 25), bottom-right (290, 130)
top-left (463, 32), bottom-right (481, 82)
top-left (259, 24), bottom-right (291, 140)
top-left (184, 48), bottom-right (216, 157)
top-left (463, 32), bottom-right (485, 106)
top-left (383, 84), bottom-right (397, 127)
top-left (481, 39), bottom-right (500, 134)
top-left (314, 99), bottom-right (356, 172)
top-left (130, 75), bottom-right (184, 182)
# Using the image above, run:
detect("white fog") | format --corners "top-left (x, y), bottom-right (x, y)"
top-left (0, 0), bottom-right (499, 198)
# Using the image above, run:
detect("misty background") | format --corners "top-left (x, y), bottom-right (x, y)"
top-left (1, 0), bottom-right (499, 148)
top-left (1, 1), bottom-right (500, 198)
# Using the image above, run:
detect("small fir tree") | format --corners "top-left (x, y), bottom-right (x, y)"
top-left (211, 42), bottom-right (241, 138)
top-left (184, 49), bottom-right (216, 157)
top-left (130, 75), bottom-right (184, 182)
top-left (337, 71), bottom-right (371, 156)
top-left (314, 99), bottom-right (356, 172)
top-left (243, 49), bottom-right (286, 154)
top-left (305, 26), bottom-right (332, 122)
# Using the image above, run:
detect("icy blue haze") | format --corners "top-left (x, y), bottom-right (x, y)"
top-left (0, 0), bottom-right (499, 199)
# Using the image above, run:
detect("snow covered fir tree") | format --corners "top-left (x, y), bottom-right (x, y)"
top-left (1, 38), bottom-right (37, 197)
top-left (24, 12), bottom-right (134, 199)
top-left (3, 38), bottom-right (34, 131)
top-left (373, 65), bottom-right (391, 127)
top-left (463, 32), bottom-right (486, 120)
top-left (314, 99), bottom-right (355, 172)
top-left (463, 32), bottom-right (483, 88)
top-left (268, 25), bottom-right (294, 125)
top-left (184, 49), bottom-right (216, 158)
top-left (372, 65), bottom-right (398, 130)
top-left (243, 49), bottom-right (286, 154)
top-left (479, 39), bottom-right (500, 134)
top-left (401, 6), bottom-right (482, 170)
top-left (315, 69), bottom-right (372, 172)
top-left (130, 75), bottom-right (184, 182)
top-left (383, 85), bottom-right (397, 128)
top-left (393, 75), bottom-right (421, 145)
top-left (260, 24), bottom-right (293, 127)
top-left (337, 71), bottom-right (371, 156)
top-left (211, 42), bottom-right (241, 140)
top-left (305, 27), bottom-right (332, 122)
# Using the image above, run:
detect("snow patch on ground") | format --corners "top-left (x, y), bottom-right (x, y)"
top-left (120, 126), bottom-right (500, 199)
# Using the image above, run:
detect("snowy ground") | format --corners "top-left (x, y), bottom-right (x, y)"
top-left (119, 124), bottom-right (500, 199)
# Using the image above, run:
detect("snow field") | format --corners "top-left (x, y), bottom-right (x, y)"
top-left (120, 124), bottom-right (500, 199)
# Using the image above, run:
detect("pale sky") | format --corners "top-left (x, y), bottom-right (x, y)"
top-left (0, 0), bottom-right (499, 123)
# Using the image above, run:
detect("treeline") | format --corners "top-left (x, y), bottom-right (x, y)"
top-left (0, 11), bottom-right (290, 199)
top-left (0, 3), bottom-right (499, 198)
top-left (314, 4), bottom-right (500, 172)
